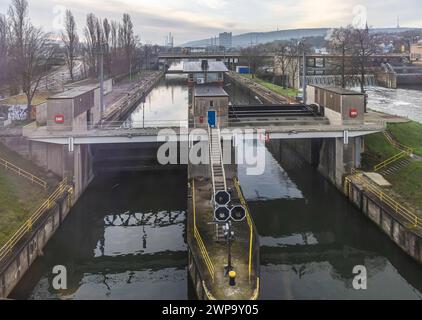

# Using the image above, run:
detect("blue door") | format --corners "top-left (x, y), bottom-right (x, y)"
top-left (208, 110), bottom-right (216, 128)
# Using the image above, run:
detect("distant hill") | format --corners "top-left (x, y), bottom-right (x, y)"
top-left (182, 27), bottom-right (422, 48)
top-left (182, 28), bottom-right (330, 48)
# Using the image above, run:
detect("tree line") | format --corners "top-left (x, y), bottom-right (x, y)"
top-left (0, 0), bottom-right (149, 117)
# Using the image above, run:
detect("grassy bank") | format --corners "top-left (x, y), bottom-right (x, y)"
top-left (240, 74), bottom-right (299, 97)
top-left (0, 92), bottom-right (52, 106)
top-left (0, 143), bottom-right (57, 247)
top-left (0, 169), bottom-right (48, 247)
top-left (363, 121), bottom-right (422, 213)
top-left (388, 162), bottom-right (422, 212)
top-left (389, 121), bottom-right (422, 156)
top-left (362, 132), bottom-right (398, 169)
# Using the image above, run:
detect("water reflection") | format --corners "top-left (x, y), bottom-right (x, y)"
top-left (11, 171), bottom-right (188, 300)
top-left (239, 141), bottom-right (422, 300)
top-left (128, 75), bottom-right (189, 128)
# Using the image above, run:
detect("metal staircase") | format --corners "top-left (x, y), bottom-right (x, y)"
top-left (208, 126), bottom-right (227, 242)
top-left (209, 126), bottom-right (227, 194)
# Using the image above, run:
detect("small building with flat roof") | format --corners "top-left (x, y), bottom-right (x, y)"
top-left (184, 60), bottom-right (228, 85)
top-left (306, 85), bottom-right (365, 125)
top-left (193, 86), bottom-right (229, 128)
top-left (46, 84), bottom-right (101, 131)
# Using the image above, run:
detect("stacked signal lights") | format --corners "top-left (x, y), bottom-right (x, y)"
top-left (213, 190), bottom-right (247, 282)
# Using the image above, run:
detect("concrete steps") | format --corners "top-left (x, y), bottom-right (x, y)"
top-left (380, 157), bottom-right (412, 176)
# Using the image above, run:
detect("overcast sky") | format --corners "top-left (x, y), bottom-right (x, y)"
top-left (0, 0), bottom-right (421, 45)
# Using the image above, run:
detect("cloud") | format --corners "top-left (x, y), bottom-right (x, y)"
top-left (0, 0), bottom-right (420, 44)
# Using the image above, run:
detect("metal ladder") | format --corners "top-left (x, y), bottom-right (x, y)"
top-left (208, 126), bottom-right (227, 242)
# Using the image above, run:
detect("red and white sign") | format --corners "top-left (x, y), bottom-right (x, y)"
top-left (55, 114), bottom-right (65, 124)
top-left (349, 108), bottom-right (359, 118)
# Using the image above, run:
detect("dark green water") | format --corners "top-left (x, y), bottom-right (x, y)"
top-left (10, 76), bottom-right (422, 300)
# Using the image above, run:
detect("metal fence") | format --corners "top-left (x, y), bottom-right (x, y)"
top-left (345, 170), bottom-right (420, 230)
top-left (0, 179), bottom-right (73, 267)
top-left (0, 157), bottom-right (48, 189)
top-left (233, 178), bottom-right (260, 292)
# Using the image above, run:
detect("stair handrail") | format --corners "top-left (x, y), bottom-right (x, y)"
top-left (217, 125), bottom-right (227, 191)
top-left (208, 126), bottom-right (216, 198)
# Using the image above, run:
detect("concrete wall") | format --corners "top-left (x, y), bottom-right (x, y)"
top-left (29, 142), bottom-right (65, 177)
top-left (0, 194), bottom-right (72, 298)
top-left (35, 102), bottom-right (47, 126)
top-left (375, 71), bottom-right (397, 89)
top-left (0, 140), bottom-right (95, 298)
top-left (347, 182), bottom-right (422, 264)
top-left (46, 99), bottom-right (73, 131)
top-left (271, 136), bottom-right (362, 189)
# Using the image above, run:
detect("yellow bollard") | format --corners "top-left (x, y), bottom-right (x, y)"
top-left (229, 271), bottom-right (236, 287)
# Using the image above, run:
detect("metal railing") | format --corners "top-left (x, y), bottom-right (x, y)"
top-left (208, 127), bottom-right (216, 198)
top-left (346, 170), bottom-right (421, 229)
top-left (0, 178), bottom-right (73, 265)
top-left (192, 179), bottom-right (215, 282)
top-left (373, 131), bottom-right (413, 172)
top-left (217, 127), bottom-right (227, 192)
top-left (0, 157), bottom-right (48, 189)
top-left (374, 150), bottom-right (412, 172)
top-left (233, 177), bottom-right (260, 284)
top-left (383, 131), bottom-right (413, 154)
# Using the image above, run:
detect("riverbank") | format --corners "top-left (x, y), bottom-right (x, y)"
top-left (362, 120), bottom-right (422, 215)
top-left (0, 143), bottom-right (58, 247)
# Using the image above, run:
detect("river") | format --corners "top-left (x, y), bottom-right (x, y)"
top-left (10, 76), bottom-right (422, 300)
top-left (359, 85), bottom-right (422, 123)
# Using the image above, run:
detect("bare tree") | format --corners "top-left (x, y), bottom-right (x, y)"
top-left (103, 18), bottom-right (112, 77)
top-left (275, 43), bottom-right (290, 88)
top-left (111, 20), bottom-right (118, 57)
top-left (8, 0), bottom-right (52, 119)
top-left (350, 26), bottom-right (376, 112)
top-left (241, 45), bottom-right (262, 78)
top-left (83, 13), bottom-right (98, 76)
top-left (287, 43), bottom-right (300, 89)
top-left (329, 26), bottom-right (354, 88)
top-left (121, 13), bottom-right (135, 77)
top-left (62, 9), bottom-right (79, 82)
top-left (0, 14), bottom-right (9, 88)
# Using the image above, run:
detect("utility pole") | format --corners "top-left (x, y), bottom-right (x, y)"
top-left (298, 40), bottom-right (307, 104)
